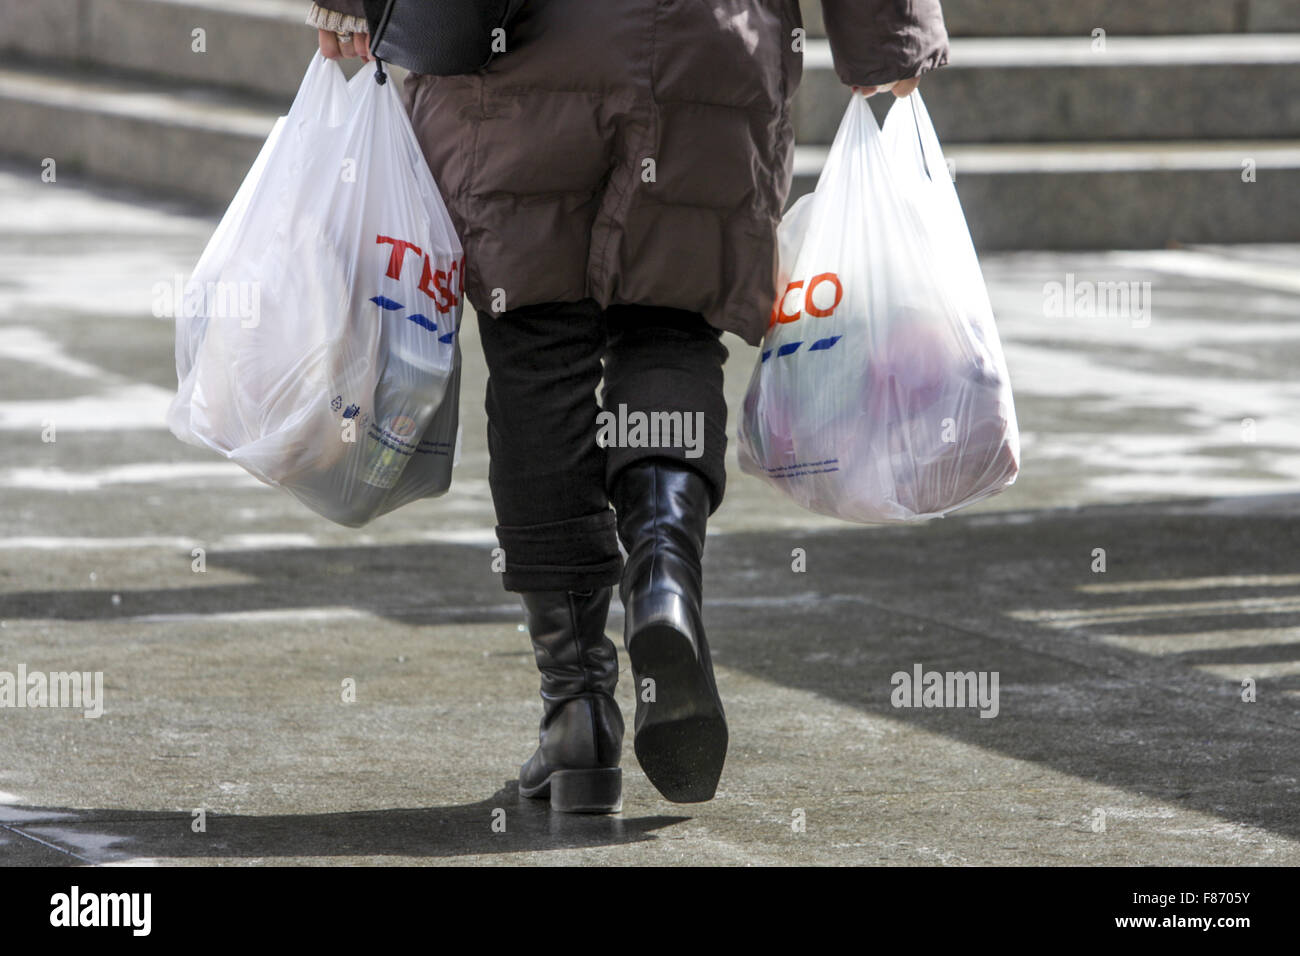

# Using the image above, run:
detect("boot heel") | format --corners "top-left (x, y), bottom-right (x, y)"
top-left (625, 595), bottom-right (728, 804)
top-left (626, 590), bottom-right (695, 644)
top-left (549, 768), bottom-right (623, 814)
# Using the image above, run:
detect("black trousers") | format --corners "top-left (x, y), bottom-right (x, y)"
top-left (477, 299), bottom-right (730, 593)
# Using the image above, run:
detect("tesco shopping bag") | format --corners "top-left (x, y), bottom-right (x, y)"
top-left (167, 55), bottom-right (464, 527)
top-left (737, 93), bottom-right (1019, 523)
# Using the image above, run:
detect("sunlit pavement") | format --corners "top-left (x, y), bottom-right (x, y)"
top-left (1, 166), bottom-right (1298, 865)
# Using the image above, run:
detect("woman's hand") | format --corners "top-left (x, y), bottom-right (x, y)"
top-left (852, 76), bottom-right (920, 98)
top-left (318, 28), bottom-right (373, 61)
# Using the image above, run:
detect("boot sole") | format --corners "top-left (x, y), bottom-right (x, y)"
top-left (627, 613), bottom-right (728, 804)
top-left (520, 767), bottom-right (623, 814)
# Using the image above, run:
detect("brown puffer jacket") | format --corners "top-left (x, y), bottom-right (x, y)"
top-left (311, 1), bottom-right (948, 346)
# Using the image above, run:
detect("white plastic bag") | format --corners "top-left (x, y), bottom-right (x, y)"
top-left (167, 55), bottom-right (465, 527)
top-left (738, 93), bottom-right (1019, 523)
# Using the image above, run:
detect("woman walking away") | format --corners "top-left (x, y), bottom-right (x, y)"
top-left (307, 0), bottom-right (949, 811)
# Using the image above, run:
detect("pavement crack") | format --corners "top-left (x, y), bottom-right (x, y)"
top-left (0, 821), bottom-right (96, 865)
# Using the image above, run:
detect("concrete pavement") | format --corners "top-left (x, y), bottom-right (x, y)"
top-left (1, 165), bottom-right (1299, 865)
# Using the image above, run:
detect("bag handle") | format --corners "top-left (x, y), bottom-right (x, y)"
top-left (909, 95), bottom-right (933, 183)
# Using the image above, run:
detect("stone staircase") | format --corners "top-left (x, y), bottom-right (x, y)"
top-left (1, 0), bottom-right (1298, 248)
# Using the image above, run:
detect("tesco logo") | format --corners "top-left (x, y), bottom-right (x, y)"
top-left (768, 272), bottom-right (844, 331)
top-left (371, 233), bottom-right (464, 343)
top-left (762, 272), bottom-right (844, 363)
top-left (376, 234), bottom-right (464, 315)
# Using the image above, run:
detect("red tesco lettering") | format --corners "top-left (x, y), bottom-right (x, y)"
top-left (768, 272), bottom-right (843, 330)
top-left (376, 234), bottom-right (465, 315)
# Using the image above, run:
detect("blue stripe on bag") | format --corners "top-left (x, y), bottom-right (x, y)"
top-left (761, 336), bottom-right (842, 362)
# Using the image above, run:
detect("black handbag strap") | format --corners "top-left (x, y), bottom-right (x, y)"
top-left (368, 0), bottom-right (399, 52)
top-left (364, 0), bottom-right (398, 83)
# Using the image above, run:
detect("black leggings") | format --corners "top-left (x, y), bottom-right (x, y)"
top-left (477, 299), bottom-right (729, 593)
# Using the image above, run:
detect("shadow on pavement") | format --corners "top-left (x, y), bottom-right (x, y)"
top-left (2, 493), bottom-right (1298, 853)
top-left (1, 782), bottom-right (685, 864)
top-left (0, 542), bottom-right (517, 625)
top-left (701, 493), bottom-right (1300, 843)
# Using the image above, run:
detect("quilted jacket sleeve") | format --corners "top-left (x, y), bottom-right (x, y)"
top-left (819, 0), bottom-right (950, 87)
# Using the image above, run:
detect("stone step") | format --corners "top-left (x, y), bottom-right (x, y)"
top-left (3, 59), bottom-right (1296, 250)
top-left (796, 35), bottom-right (1300, 143)
top-left (0, 0), bottom-right (318, 100)
top-left (802, 0), bottom-right (1300, 37)
top-left (791, 140), bottom-right (1300, 249)
top-left (0, 59), bottom-right (277, 204)
top-left (9, 0), bottom-right (1300, 111)
top-left (6, 2), bottom-right (1298, 148)
top-left (6, 3), bottom-right (1294, 148)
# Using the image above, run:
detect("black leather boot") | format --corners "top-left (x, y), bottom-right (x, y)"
top-left (517, 587), bottom-right (624, 813)
top-left (611, 459), bottom-right (727, 803)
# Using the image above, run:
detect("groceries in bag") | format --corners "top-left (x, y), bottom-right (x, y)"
top-left (167, 56), bottom-right (464, 527)
top-left (738, 93), bottom-right (1019, 523)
